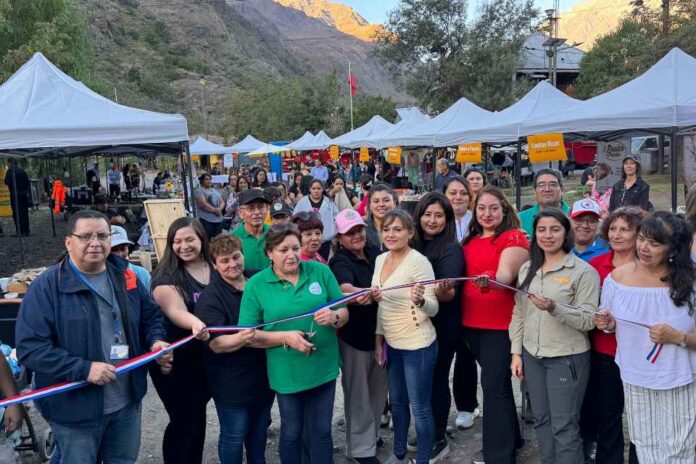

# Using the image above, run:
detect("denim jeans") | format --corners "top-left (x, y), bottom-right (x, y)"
top-left (276, 380), bottom-right (336, 464)
top-left (50, 402), bottom-right (141, 464)
top-left (215, 397), bottom-right (273, 464)
top-left (387, 341), bottom-right (438, 464)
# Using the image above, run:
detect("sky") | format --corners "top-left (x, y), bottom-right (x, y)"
top-left (340, 0), bottom-right (586, 24)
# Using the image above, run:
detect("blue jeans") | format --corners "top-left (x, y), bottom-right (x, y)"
top-left (215, 397), bottom-right (273, 464)
top-left (276, 380), bottom-right (336, 464)
top-left (50, 402), bottom-right (141, 464)
top-left (387, 341), bottom-right (438, 464)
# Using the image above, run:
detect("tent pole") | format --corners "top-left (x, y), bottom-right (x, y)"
top-left (183, 142), bottom-right (197, 217)
top-left (47, 157), bottom-right (56, 237)
top-left (10, 160), bottom-right (25, 266)
top-left (671, 127), bottom-right (678, 212)
top-left (178, 143), bottom-right (191, 215)
top-left (515, 138), bottom-right (522, 211)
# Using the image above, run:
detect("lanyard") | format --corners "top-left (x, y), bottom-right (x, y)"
top-left (67, 259), bottom-right (126, 344)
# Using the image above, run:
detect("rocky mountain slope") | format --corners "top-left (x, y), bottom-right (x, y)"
top-left (73, 0), bottom-right (401, 133)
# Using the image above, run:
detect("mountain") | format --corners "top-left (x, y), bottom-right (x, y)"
top-left (272, 0), bottom-right (384, 41)
top-left (559, 0), bottom-right (661, 51)
top-left (72, 0), bottom-right (402, 134)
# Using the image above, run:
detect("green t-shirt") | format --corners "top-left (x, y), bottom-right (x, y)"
top-left (230, 223), bottom-right (270, 271)
top-left (239, 261), bottom-right (343, 394)
top-left (518, 201), bottom-right (570, 237)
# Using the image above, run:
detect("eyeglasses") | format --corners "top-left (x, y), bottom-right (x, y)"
top-left (240, 204), bottom-right (268, 213)
top-left (573, 217), bottom-right (599, 225)
top-left (535, 182), bottom-right (561, 191)
top-left (71, 233), bottom-right (112, 243)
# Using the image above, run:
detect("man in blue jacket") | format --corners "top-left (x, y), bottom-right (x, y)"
top-left (16, 210), bottom-right (171, 463)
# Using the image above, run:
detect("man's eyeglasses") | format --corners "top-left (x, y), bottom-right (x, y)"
top-left (535, 182), bottom-right (561, 191)
top-left (240, 204), bottom-right (268, 213)
top-left (71, 233), bottom-right (112, 243)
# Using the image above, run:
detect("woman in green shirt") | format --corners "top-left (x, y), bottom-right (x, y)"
top-left (239, 226), bottom-right (350, 464)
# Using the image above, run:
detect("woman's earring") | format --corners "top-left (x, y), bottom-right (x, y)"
top-left (669, 256), bottom-right (674, 263)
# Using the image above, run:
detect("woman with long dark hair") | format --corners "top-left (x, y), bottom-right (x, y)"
top-left (409, 192), bottom-right (462, 461)
top-left (289, 172), bottom-right (305, 204)
top-left (365, 183), bottom-right (398, 250)
top-left (464, 168), bottom-right (487, 211)
top-left (150, 217), bottom-right (213, 464)
top-left (442, 176), bottom-right (473, 242)
top-left (595, 212), bottom-right (696, 463)
top-left (236, 175), bottom-right (251, 193)
top-left (461, 185), bottom-right (528, 464)
top-left (253, 168), bottom-right (271, 189)
top-left (509, 209), bottom-right (599, 464)
top-left (608, 156), bottom-right (650, 211)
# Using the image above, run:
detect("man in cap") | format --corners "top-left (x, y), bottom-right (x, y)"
top-left (230, 189), bottom-right (271, 270)
top-left (519, 168), bottom-right (570, 237)
top-left (270, 200), bottom-right (293, 226)
top-left (110, 225), bottom-right (152, 289)
top-left (570, 198), bottom-right (608, 262)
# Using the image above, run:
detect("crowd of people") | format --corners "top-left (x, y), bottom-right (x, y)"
top-left (10, 153), bottom-right (696, 464)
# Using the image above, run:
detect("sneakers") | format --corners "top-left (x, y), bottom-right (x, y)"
top-left (380, 412), bottom-right (392, 429)
top-left (455, 408), bottom-right (481, 429)
top-left (472, 450), bottom-right (485, 464)
top-left (429, 439), bottom-right (450, 464)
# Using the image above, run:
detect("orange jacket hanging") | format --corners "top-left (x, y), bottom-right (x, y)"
top-left (52, 180), bottom-right (66, 214)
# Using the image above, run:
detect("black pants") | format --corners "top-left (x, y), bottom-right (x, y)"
top-left (200, 218), bottom-right (223, 240)
top-left (149, 342), bottom-right (211, 464)
top-left (431, 320), bottom-right (456, 442)
top-left (109, 184), bottom-right (121, 198)
top-left (580, 351), bottom-right (625, 464)
top-left (464, 327), bottom-right (522, 464)
top-left (10, 193), bottom-right (30, 235)
top-left (453, 333), bottom-right (479, 413)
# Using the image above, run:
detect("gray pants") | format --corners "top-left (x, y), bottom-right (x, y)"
top-left (523, 349), bottom-right (590, 464)
top-left (339, 339), bottom-right (389, 458)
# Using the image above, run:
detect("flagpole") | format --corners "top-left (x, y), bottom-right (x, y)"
top-left (349, 61), bottom-right (354, 131)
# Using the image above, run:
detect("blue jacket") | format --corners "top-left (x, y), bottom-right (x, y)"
top-left (15, 255), bottom-right (165, 423)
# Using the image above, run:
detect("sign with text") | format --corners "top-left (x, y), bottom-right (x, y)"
top-left (359, 147), bottom-right (370, 162)
top-left (386, 146), bottom-right (402, 165)
top-left (0, 167), bottom-right (11, 217)
top-left (595, 136), bottom-right (630, 192)
top-left (329, 145), bottom-right (339, 160)
top-left (528, 133), bottom-right (568, 162)
top-left (456, 143), bottom-right (482, 163)
top-left (223, 153), bottom-right (233, 168)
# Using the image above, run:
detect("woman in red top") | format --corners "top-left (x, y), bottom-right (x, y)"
top-left (461, 185), bottom-right (529, 464)
top-left (582, 207), bottom-right (642, 464)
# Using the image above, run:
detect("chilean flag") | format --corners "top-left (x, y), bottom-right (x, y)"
top-left (348, 72), bottom-right (357, 96)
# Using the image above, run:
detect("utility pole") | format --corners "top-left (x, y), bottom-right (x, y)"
top-left (661, 0), bottom-right (670, 37)
top-left (200, 78), bottom-right (207, 136)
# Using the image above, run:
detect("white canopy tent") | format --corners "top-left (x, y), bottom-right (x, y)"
top-left (384, 97), bottom-right (493, 147)
top-left (331, 115), bottom-right (394, 149)
top-left (228, 134), bottom-right (265, 154)
top-left (189, 136), bottom-right (234, 155)
top-left (435, 81), bottom-right (580, 146)
top-left (0, 53), bottom-right (188, 151)
top-left (247, 143), bottom-right (291, 158)
top-left (298, 130), bottom-right (334, 151)
top-left (365, 107), bottom-right (430, 149)
top-left (284, 131), bottom-right (315, 151)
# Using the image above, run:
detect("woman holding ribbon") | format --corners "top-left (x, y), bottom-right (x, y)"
top-left (292, 212), bottom-right (328, 264)
top-left (509, 208), bottom-right (599, 464)
top-left (365, 183), bottom-right (398, 250)
top-left (461, 185), bottom-right (528, 464)
top-left (410, 192), bottom-right (464, 462)
top-left (329, 209), bottom-right (386, 464)
top-left (372, 209), bottom-right (439, 464)
top-left (150, 217), bottom-right (213, 464)
top-left (194, 234), bottom-right (273, 464)
top-left (595, 212), bottom-right (696, 463)
top-left (580, 207), bottom-right (642, 464)
top-left (238, 226), bottom-right (349, 464)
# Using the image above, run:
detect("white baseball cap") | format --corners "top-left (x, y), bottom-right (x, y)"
top-left (570, 198), bottom-right (601, 218)
top-left (111, 225), bottom-right (134, 247)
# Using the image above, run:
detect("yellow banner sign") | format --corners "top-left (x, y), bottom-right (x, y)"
top-left (456, 143), bottom-right (482, 163)
top-left (359, 147), bottom-right (370, 162)
top-left (0, 167), bottom-right (12, 217)
top-left (329, 145), bottom-right (339, 160)
top-left (386, 146), bottom-right (402, 165)
top-left (528, 133), bottom-right (567, 162)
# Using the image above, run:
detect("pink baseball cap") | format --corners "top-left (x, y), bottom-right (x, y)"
top-left (335, 209), bottom-right (366, 234)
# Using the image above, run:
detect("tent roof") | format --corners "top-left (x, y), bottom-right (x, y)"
top-left (382, 97), bottom-right (492, 147)
top-left (365, 108), bottom-right (430, 149)
top-left (0, 52), bottom-right (188, 151)
top-left (299, 130), bottom-right (334, 151)
top-left (228, 134), bottom-right (265, 153)
top-left (435, 81), bottom-right (580, 145)
top-left (247, 143), bottom-right (291, 157)
top-left (332, 115), bottom-right (394, 149)
top-left (284, 131), bottom-right (315, 150)
top-left (189, 136), bottom-right (234, 155)
top-left (521, 48), bottom-right (696, 136)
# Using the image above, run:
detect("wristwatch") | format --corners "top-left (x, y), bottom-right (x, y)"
top-left (680, 332), bottom-right (688, 348)
top-left (418, 297), bottom-right (426, 308)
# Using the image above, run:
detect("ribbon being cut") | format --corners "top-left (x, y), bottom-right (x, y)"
top-left (1, 276), bottom-right (657, 408)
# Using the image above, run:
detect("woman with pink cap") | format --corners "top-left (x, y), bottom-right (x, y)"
top-left (329, 209), bottom-right (385, 464)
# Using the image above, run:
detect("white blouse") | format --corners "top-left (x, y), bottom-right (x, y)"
top-left (603, 276), bottom-right (696, 390)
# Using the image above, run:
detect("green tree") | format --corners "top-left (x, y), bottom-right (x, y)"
top-left (352, 95), bottom-right (397, 129)
top-left (375, 0), bottom-right (538, 112)
top-left (0, 0), bottom-right (93, 84)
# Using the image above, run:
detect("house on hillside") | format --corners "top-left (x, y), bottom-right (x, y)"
top-left (516, 32), bottom-right (584, 93)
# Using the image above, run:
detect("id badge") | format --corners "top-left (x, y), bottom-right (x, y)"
top-left (110, 344), bottom-right (129, 360)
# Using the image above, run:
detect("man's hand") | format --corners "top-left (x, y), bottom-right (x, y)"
top-left (151, 341), bottom-right (173, 374)
top-left (3, 404), bottom-right (23, 433)
top-left (87, 362), bottom-right (117, 386)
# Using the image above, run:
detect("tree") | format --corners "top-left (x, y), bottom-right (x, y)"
top-left (375, 0), bottom-right (538, 112)
top-left (0, 0), bottom-right (93, 84)
top-left (352, 95), bottom-right (397, 129)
